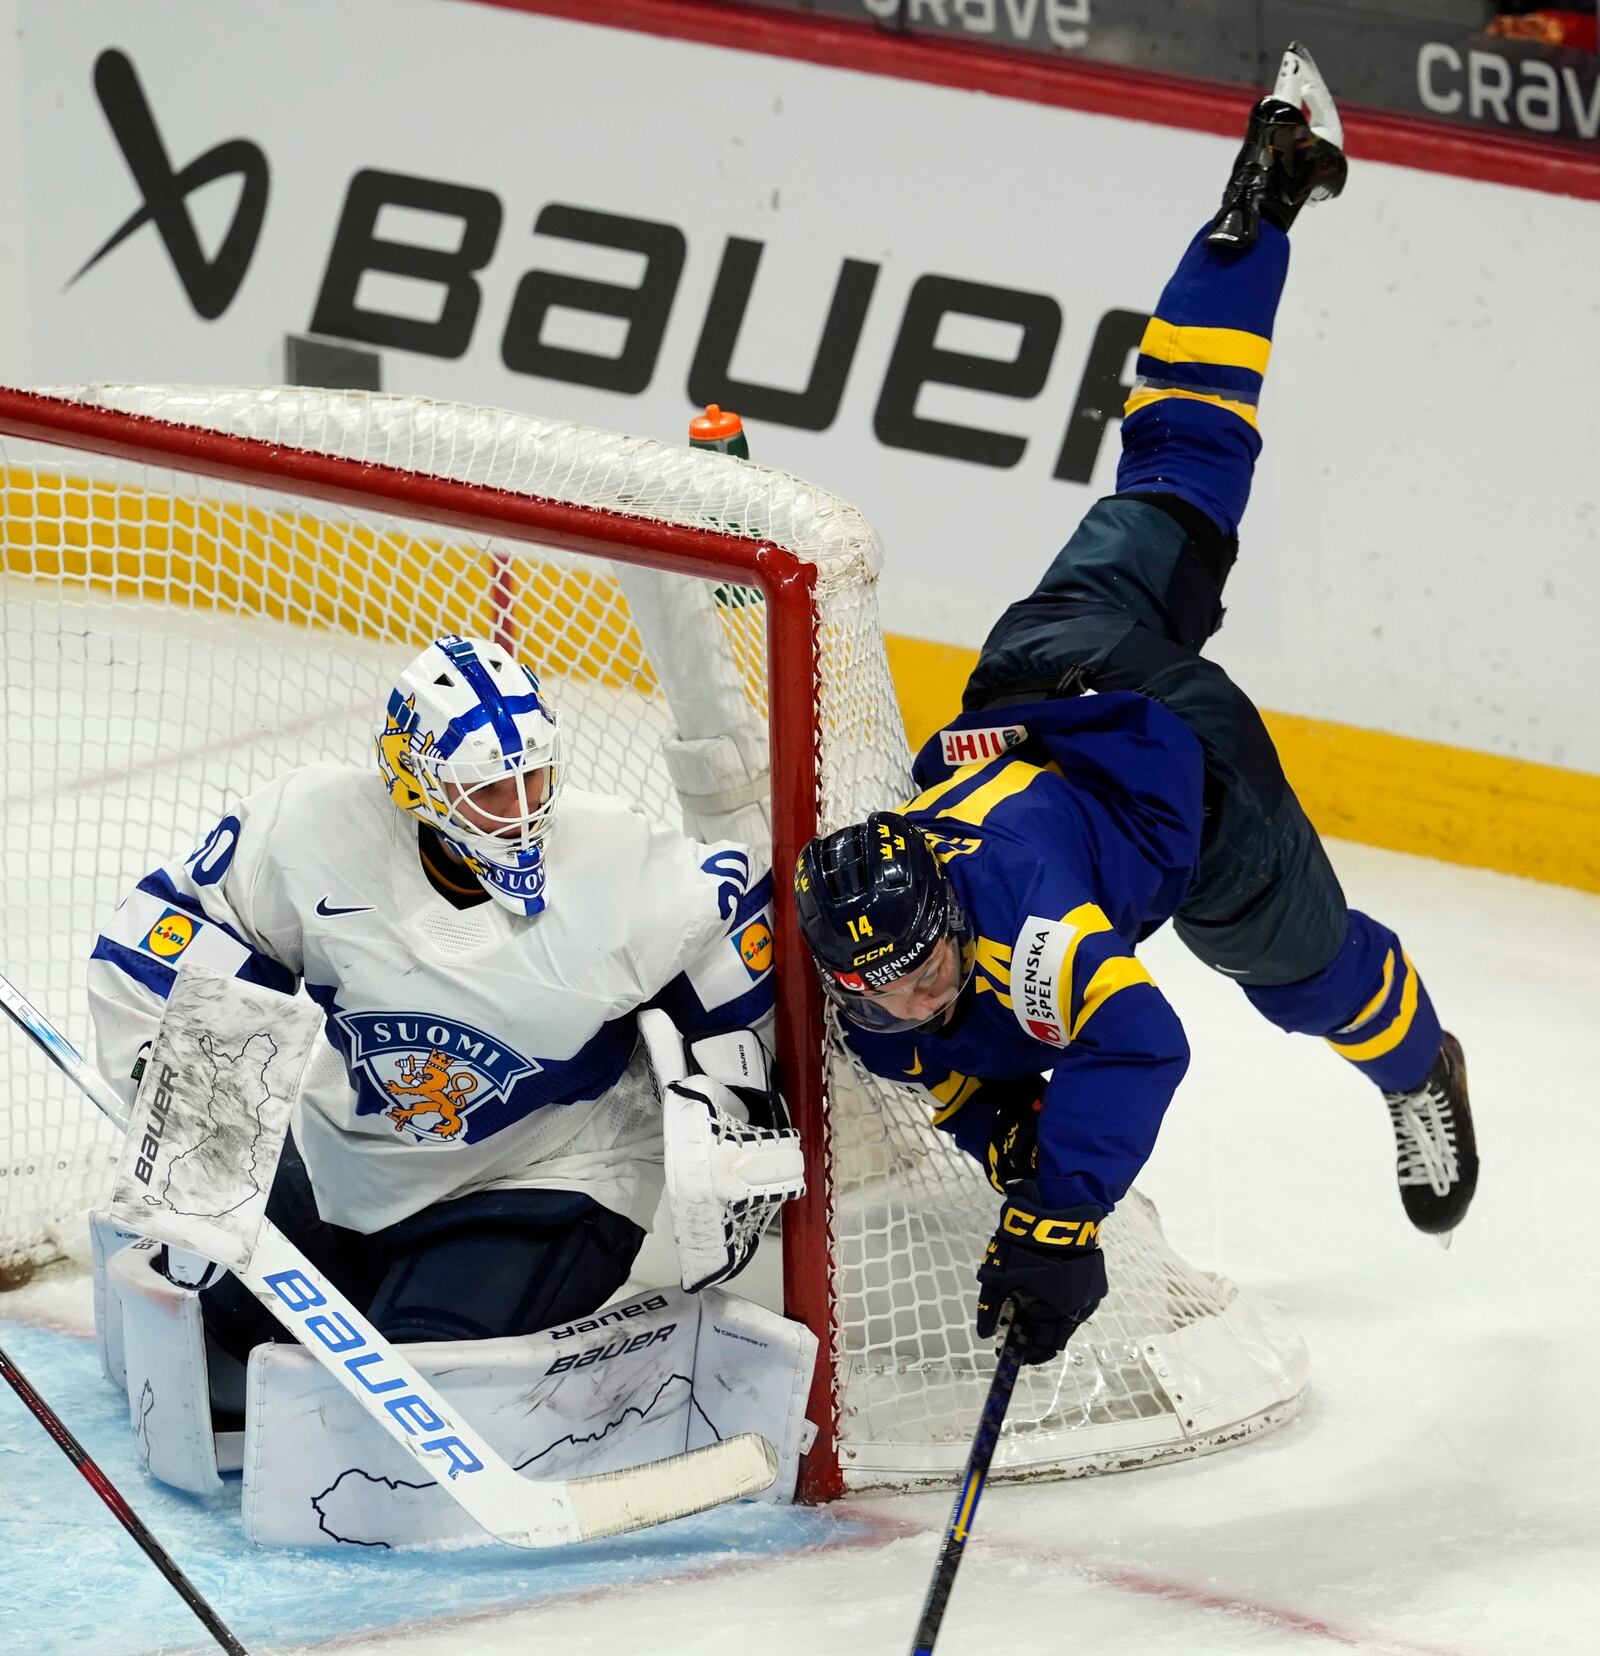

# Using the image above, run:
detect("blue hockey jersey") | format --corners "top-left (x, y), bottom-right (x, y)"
top-left (844, 691), bottom-right (1207, 1213)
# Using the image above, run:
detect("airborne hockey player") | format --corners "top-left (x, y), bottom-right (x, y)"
top-left (794, 46), bottom-right (1478, 1369)
top-left (88, 632), bottom-right (803, 1435)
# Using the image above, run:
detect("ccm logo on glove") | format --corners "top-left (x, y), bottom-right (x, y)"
top-left (1000, 1207), bottom-right (1100, 1246)
top-left (976, 1183), bottom-right (1108, 1366)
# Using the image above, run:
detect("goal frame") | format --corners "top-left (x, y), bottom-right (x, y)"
top-left (0, 385), bottom-right (846, 1500)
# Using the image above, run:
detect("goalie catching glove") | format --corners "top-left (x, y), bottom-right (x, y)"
top-left (638, 1009), bottom-right (805, 1292)
top-left (975, 1182), bottom-right (1107, 1366)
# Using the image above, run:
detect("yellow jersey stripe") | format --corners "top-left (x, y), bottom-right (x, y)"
top-left (1328, 954), bottom-right (1420, 1062)
top-left (1124, 385), bottom-right (1260, 432)
top-left (902, 760), bottom-right (990, 817)
top-left (937, 759), bottom-right (1061, 829)
top-left (974, 974), bottom-right (1014, 1009)
top-left (1070, 954), bottom-right (1155, 1041)
top-left (1056, 902), bottom-right (1114, 1037)
top-left (1338, 949), bottom-right (1396, 1034)
top-left (1139, 318), bottom-right (1272, 376)
top-left (931, 1075), bottom-right (983, 1124)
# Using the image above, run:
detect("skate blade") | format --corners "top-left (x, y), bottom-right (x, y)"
top-left (1274, 41), bottom-right (1344, 151)
top-left (1435, 1229), bottom-right (1454, 1252)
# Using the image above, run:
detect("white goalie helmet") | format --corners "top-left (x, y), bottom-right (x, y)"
top-left (376, 633), bottom-right (563, 915)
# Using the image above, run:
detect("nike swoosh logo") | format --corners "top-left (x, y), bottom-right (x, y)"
top-left (903, 1053), bottom-right (923, 1078)
top-left (315, 898), bottom-right (373, 918)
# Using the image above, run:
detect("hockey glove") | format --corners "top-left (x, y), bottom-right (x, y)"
top-left (975, 1182), bottom-right (1107, 1366)
top-left (638, 1011), bottom-right (805, 1292)
top-left (980, 1081), bottom-right (1043, 1193)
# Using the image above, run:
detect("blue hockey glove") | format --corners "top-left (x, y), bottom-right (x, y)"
top-left (974, 1183), bottom-right (1107, 1366)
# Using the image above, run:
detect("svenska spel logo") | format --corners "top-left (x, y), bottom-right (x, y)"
top-left (736, 918), bottom-right (774, 979)
top-left (140, 909), bottom-right (197, 959)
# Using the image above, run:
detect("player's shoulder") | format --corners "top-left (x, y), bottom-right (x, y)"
top-left (549, 790), bottom-right (751, 925)
top-left (239, 762), bottom-right (392, 835)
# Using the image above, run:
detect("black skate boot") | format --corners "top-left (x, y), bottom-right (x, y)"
top-left (1207, 42), bottom-right (1348, 249)
top-left (1383, 1032), bottom-right (1478, 1241)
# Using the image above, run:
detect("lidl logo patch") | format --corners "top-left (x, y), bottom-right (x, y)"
top-left (140, 909), bottom-right (197, 960)
top-left (736, 918), bottom-right (774, 979)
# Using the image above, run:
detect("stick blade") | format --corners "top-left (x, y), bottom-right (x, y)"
top-left (565, 1432), bottom-right (779, 1541)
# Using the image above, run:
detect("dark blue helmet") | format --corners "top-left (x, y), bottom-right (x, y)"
top-left (793, 812), bottom-right (972, 1033)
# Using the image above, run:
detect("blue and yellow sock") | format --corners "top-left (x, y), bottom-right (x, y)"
top-left (1116, 221), bottom-right (1291, 539)
top-left (1243, 910), bottom-right (1443, 1096)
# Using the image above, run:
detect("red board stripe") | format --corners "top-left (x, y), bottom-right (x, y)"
top-left (467, 0), bottom-right (1600, 202)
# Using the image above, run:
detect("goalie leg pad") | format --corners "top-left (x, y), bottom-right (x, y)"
top-left (240, 1286), bottom-right (817, 1548)
top-left (109, 1238), bottom-right (223, 1496)
top-left (90, 1207), bottom-right (146, 1392)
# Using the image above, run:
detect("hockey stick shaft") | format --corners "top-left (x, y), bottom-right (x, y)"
top-left (908, 1315), bottom-right (1027, 1655)
top-left (0, 972), bottom-right (776, 1548)
top-left (0, 1340), bottom-right (249, 1654)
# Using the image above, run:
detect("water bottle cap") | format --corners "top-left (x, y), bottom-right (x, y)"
top-left (689, 404), bottom-right (745, 446)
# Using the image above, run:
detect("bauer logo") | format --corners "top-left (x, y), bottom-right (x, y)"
top-left (735, 917), bottom-right (774, 979)
top-left (336, 1011), bottom-right (540, 1145)
top-left (70, 49), bottom-right (269, 320)
top-left (1013, 916), bottom-right (1070, 1047)
top-left (546, 1323), bottom-right (675, 1375)
top-left (139, 909), bottom-right (198, 960)
top-left (939, 724), bottom-right (1028, 767)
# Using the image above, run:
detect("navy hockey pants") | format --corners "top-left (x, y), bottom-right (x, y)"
top-left (200, 1134), bottom-right (646, 1372)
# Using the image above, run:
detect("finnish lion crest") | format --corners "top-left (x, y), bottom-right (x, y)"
top-left (335, 1011), bottom-right (540, 1144)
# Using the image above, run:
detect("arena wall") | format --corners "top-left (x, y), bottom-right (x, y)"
top-left (1, 0), bottom-right (1594, 888)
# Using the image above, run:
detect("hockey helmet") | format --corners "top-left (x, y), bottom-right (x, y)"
top-left (376, 633), bottom-right (562, 916)
top-left (793, 812), bottom-right (973, 1034)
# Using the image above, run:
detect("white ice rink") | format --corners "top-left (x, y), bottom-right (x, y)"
top-left (3, 836), bottom-right (1596, 1656)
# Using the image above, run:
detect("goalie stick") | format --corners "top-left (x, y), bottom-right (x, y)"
top-left (0, 971), bottom-right (778, 1547)
top-left (0, 1340), bottom-right (249, 1654)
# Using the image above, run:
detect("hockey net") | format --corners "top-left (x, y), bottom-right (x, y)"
top-left (0, 385), bottom-right (1306, 1498)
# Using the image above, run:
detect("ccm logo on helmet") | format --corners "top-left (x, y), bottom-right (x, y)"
top-left (939, 724), bottom-right (1028, 767)
top-left (1001, 1209), bottom-right (1100, 1247)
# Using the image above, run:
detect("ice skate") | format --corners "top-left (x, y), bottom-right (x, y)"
top-left (1207, 42), bottom-right (1347, 249)
top-left (1384, 1032), bottom-right (1478, 1241)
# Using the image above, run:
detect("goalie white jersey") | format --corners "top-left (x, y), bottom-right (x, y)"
top-left (88, 764), bottom-right (775, 1233)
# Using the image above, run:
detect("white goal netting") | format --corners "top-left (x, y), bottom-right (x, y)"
top-left (0, 385), bottom-right (1306, 1493)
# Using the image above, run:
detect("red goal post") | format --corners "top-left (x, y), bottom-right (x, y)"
top-left (0, 384), bottom-right (1308, 1505)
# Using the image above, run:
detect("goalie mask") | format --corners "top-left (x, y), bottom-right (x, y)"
top-left (376, 634), bottom-right (562, 916)
top-left (793, 812), bottom-right (974, 1035)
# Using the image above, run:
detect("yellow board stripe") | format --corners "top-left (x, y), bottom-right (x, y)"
top-left (1328, 953), bottom-right (1420, 1062)
top-left (1339, 949), bottom-right (1396, 1034)
top-left (1070, 954), bottom-right (1156, 1041)
top-left (938, 760), bottom-right (1060, 829)
top-left (1139, 318), bottom-right (1273, 376)
top-left (881, 634), bottom-right (1600, 899)
top-left (1124, 385), bottom-right (1260, 431)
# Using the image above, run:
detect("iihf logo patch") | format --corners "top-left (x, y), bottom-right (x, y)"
top-left (939, 723), bottom-right (1028, 767)
top-left (337, 1011), bottom-right (541, 1145)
